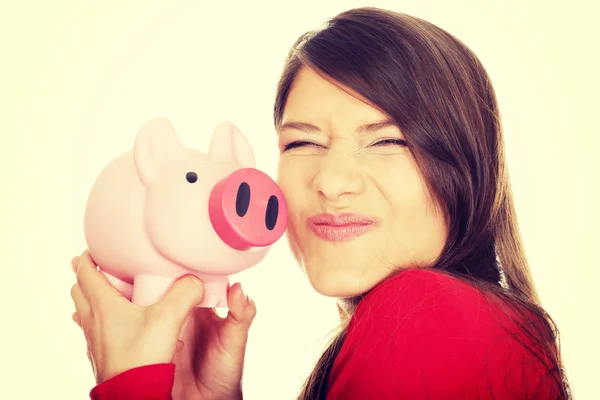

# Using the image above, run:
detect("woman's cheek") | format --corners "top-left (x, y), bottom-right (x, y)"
top-left (278, 156), bottom-right (314, 205)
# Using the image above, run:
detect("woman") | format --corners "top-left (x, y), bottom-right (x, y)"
top-left (70, 7), bottom-right (570, 399)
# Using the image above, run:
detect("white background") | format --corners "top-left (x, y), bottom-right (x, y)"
top-left (1, 0), bottom-right (598, 399)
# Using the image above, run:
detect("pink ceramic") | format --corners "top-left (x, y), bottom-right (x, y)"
top-left (83, 117), bottom-right (288, 308)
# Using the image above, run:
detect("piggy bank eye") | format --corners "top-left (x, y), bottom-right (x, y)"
top-left (186, 172), bottom-right (198, 183)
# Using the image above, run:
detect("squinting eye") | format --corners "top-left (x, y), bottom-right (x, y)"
top-left (282, 141), bottom-right (323, 151)
top-left (371, 138), bottom-right (407, 147)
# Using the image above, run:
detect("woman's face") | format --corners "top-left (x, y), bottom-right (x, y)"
top-left (277, 67), bottom-right (447, 298)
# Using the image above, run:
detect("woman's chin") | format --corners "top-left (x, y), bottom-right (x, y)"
top-left (304, 261), bottom-right (381, 298)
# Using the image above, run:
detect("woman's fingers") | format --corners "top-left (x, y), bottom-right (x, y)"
top-left (75, 250), bottom-right (120, 307)
top-left (226, 282), bottom-right (256, 326)
top-left (150, 275), bottom-right (205, 330)
top-left (217, 282), bottom-right (256, 356)
top-left (71, 256), bottom-right (85, 331)
top-left (68, 251), bottom-right (192, 384)
top-left (71, 256), bottom-right (80, 274)
top-left (72, 311), bottom-right (82, 329)
top-left (70, 283), bottom-right (91, 321)
top-left (197, 282), bottom-right (255, 370)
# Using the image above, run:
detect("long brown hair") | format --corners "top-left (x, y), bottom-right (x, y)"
top-left (274, 7), bottom-right (570, 399)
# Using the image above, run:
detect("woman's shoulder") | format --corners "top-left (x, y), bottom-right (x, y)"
top-left (328, 268), bottom-right (559, 399)
top-left (362, 266), bottom-right (481, 299)
top-left (351, 267), bottom-right (491, 323)
top-left (350, 267), bottom-right (533, 352)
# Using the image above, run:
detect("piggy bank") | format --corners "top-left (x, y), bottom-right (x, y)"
top-left (83, 117), bottom-right (288, 308)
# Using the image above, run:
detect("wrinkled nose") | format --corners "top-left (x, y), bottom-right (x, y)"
top-left (312, 154), bottom-right (366, 203)
top-left (209, 168), bottom-right (288, 251)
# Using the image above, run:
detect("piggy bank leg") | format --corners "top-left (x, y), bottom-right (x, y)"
top-left (132, 275), bottom-right (176, 307)
top-left (100, 269), bottom-right (133, 300)
top-left (216, 297), bottom-right (228, 308)
top-left (197, 277), bottom-right (230, 308)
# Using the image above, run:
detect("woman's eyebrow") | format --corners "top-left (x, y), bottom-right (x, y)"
top-left (279, 121), bottom-right (321, 134)
top-left (356, 119), bottom-right (396, 134)
top-left (279, 119), bottom-right (396, 134)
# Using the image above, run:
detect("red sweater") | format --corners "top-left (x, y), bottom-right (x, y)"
top-left (90, 269), bottom-right (562, 400)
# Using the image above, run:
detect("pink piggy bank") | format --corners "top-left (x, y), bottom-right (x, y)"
top-left (83, 117), bottom-right (288, 308)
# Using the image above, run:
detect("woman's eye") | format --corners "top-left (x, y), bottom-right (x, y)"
top-left (371, 138), bottom-right (407, 147)
top-left (282, 141), bottom-right (322, 151)
top-left (282, 138), bottom-right (406, 152)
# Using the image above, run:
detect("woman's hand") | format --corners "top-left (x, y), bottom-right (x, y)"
top-left (70, 250), bottom-right (258, 400)
top-left (170, 283), bottom-right (256, 400)
top-left (70, 250), bottom-right (205, 384)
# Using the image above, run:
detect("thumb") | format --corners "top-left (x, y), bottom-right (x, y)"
top-left (152, 275), bottom-right (205, 328)
top-left (219, 283), bottom-right (257, 351)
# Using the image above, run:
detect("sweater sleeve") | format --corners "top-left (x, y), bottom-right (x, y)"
top-left (325, 269), bottom-right (562, 400)
top-left (89, 363), bottom-right (175, 400)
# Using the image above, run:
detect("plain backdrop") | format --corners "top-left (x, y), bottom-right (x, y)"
top-left (1, 0), bottom-right (598, 399)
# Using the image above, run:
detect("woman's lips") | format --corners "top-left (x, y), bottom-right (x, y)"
top-left (308, 212), bottom-right (378, 242)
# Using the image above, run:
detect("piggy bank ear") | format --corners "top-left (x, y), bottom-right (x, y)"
top-left (208, 121), bottom-right (256, 168)
top-left (134, 117), bottom-right (184, 186)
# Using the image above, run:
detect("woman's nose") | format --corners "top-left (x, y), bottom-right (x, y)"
top-left (312, 153), bottom-right (366, 203)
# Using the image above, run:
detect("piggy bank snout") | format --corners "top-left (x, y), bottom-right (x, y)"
top-left (235, 182), bottom-right (280, 231)
top-left (209, 168), bottom-right (288, 251)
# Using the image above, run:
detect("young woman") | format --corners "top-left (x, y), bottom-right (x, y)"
top-left (70, 7), bottom-right (570, 399)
